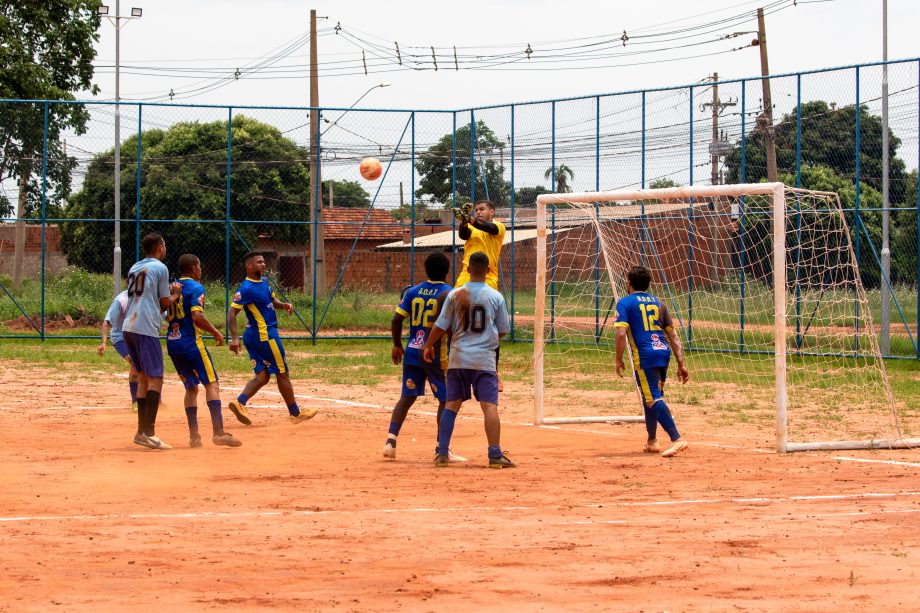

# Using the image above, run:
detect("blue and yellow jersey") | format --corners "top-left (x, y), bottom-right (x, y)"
top-left (165, 278), bottom-right (206, 353)
top-left (230, 277), bottom-right (279, 342)
top-left (396, 280), bottom-right (451, 368)
top-left (613, 292), bottom-right (675, 370)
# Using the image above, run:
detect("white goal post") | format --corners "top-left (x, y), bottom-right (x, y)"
top-left (534, 183), bottom-right (920, 453)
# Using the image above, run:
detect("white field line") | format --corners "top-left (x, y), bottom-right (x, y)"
top-left (833, 456), bottom-right (920, 468)
top-left (3, 490), bottom-right (920, 524)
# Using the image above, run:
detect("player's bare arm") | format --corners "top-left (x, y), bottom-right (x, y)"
top-left (422, 324), bottom-right (448, 363)
top-left (390, 311), bottom-right (406, 365)
top-left (191, 310), bottom-right (224, 346)
top-left (227, 305), bottom-right (243, 354)
top-left (614, 327), bottom-right (628, 377)
top-left (664, 326), bottom-right (689, 383)
top-left (271, 296), bottom-right (293, 314)
top-left (159, 282), bottom-right (183, 310)
top-left (98, 320), bottom-right (111, 356)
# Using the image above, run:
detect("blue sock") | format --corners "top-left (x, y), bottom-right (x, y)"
top-left (388, 421), bottom-right (402, 437)
top-left (287, 402), bottom-right (299, 417)
top-left (644, 406), bottom-right (657, 440)
top-left (653, 400), bottom-right (680, 441)
top-left (185, 407), bottom-right (198, 435)
top-left (488, 445), bottom-right (503, 459)
top-left (237, 393), bottom-right (249, 405)
top-left (207, 400), bottom-right (223, 435)
top-left (129, 381), bottom-right (138, 403)
top-left (437, 410), bottom-right (458, 455)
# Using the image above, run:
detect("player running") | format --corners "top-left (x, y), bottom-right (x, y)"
top-left (614, 265), bottom-right (690, 458)
top-left (454, 199), bottom-right (507, 391)
top-left (227, 252), bottom-right (316, 425)
top-left (166, 254), bottom-right (241, 449)
top-left (97, 290), bottom-right (138, 412)
top-left (123, 232), bottom-right (182, 450)
top-left (383, 252), bottom-right (466, 462)
top-left (423, 251), bottom-right (515, 469)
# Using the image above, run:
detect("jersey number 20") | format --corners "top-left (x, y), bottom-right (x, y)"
top-left (127, 270), bottom-right (146, 298)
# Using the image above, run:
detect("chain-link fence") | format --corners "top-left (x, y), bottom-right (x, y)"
top-left (1, 58), bottom-right (917, 357)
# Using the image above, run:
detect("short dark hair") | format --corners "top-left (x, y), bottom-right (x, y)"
top-left (468, 251), bottom-right (489, 276)
top-left (141, 232), bottom-right (164, 256)
top-left (242, 251), bottom-right (262, 264)
top-left (424, 252), bottom-right (450, 281)
top-left (627, 265), bottom-right (651, 292)
top-left (474, 199), bottom-right (496, 211)
top-left (178, 254), bottom-right (200, 276)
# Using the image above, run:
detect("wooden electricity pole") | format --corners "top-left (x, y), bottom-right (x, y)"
top-left (12, 165), bottom-right (28, 292)
top-left (308, 9), bottom-right (325, 296)
top-left (757, 7), bottom-right (778, 181)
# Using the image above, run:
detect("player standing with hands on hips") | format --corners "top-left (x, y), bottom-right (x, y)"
top-left (123, 232), bottom-right (182, 450)
top-left (227, 252), bottom-right (317, 425)
top-left (614, 265), bottom-right (689, 458)
top-left (423, 251), bottom-right (515, 468)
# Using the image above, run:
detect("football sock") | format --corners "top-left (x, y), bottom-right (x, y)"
top-left (129, 380), bottom-right (138, 403)
top-left (436, 404), bottom-right (444, 444)
top-left (185, 407), bottom-right (199, 436)
top-left (287, 402), bottom-right (299, 417)
top-left (146, 390), bottom-right (161, 436)
top-left (237, 393), bottom-right (249, 405)
top-left (387, 421), bottom-right (402, 438)
top-left (437, 410), bottom-right (458, 455)
top-left (207, 400), bottom-right (223, 435)
top-left (652, 400), bottom-right (680, 441)
top-left (488, 445), bottom-right (503, 459)
top-left (644, 406), bottom-right (657, 440)
top-left (135, 397), bottom-right (147, 436)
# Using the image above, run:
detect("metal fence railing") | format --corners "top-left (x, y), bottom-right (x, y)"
top-left (1, 58), bottom-right (918, 358)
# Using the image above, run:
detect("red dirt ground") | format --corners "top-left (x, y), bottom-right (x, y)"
top-left (1, 364), bottom-right (919, 612)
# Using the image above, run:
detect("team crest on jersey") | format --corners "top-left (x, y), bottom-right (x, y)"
top-left (650, 333), bottom-right (668, 351)
top-left (198, 295), bottom-right (205, 306)
top-left (614, 310), bottom-right (619, 321)
top-left (167, 322), bottom-right (181, 340)
top-left (250, 359), bottom-right (257, 368)
top-left (407, 329), bottom-right (426, 349)
top-left (405, 378), bottom-right (416, 390)
top-left (233, 292), bottom-right (242, 302)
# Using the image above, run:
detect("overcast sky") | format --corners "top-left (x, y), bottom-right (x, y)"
top-left (89, 0), bottom-right (918, 110)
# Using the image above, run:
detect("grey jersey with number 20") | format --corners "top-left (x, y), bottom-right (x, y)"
top-left (122, 257), bottom-right (170, 338)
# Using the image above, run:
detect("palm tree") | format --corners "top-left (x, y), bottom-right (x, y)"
top-left (544, 165), bottom-right (575, 193)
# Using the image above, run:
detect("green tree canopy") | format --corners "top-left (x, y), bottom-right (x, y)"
top-left (61, 115), bottom-right (310, 279)
top-left (322, 179), bottom-right (370, 208)
top-left (414, 120), bottom-right (509, 207)
top-left (544, 165), bottom-right (575, 193)
top-left (514, 185), bottom-right (552, 207)
top-left (0, 0), bottom-right (101, 217)
top-left (725, 101), bottom-right (908, 204)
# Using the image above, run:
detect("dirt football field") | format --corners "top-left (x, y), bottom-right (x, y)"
top-left (1, 361), bottom-right (919, 612)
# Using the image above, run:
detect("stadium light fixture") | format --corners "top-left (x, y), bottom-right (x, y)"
top-left (321, 82), bottom-right (392, 136)
top-left (131, 7), bottom-right (142, 17)
top-left (98, 5), bottom-right (109, 15)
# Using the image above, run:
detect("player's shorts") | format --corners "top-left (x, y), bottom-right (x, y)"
top-left (446, 368), bottom-right (499, 405)
top-left (454, 272), bottom-right (499, 290)
top-left (112, 339), bottom-right (131, 361)
top-left (243, 334), bottom-right (288, 375)
top-left (402, 363), bottom-right (447, 401)
top-left (122, 331), bottom-right (164, 378)
top-left (635, 365), bottom-right (668, 405)
top-left (168, 343), bottom-right (219, 389)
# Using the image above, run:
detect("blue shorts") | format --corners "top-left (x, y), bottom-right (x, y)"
top-left (123, 331), bottom-right (164, 378)
top-left (446, 368), bottom-right (499, 405)
top-left (169, 343), bottom-right (219, 389)
top-left (402, 363), bottom-right (447, 401)
top-left (244, 334), bottom-right (288, 375)
top-left (113, 339), bottom-right (131, 360)
top-left (635, 365), bottom-right (668, 405)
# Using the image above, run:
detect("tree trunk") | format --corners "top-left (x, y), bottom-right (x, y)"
top-left (12, 164), bottom-right (29, 292)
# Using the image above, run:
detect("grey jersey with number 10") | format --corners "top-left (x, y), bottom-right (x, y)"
top-left (434, 281), bottom-right (510, 371)
top-left (122, 257), bottom-right (170, 338)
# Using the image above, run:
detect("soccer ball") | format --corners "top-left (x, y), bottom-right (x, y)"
top-left (359, 157), bottom-right (383, 181)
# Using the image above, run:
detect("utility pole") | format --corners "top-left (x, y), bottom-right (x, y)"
top-left (399, 181), bottom-right (404, 221)
top-left (308, 9), bottom-right (325, 296)
top-left (12, 165), bottom-right (27, 292)
top-left (701, 73), bottom-right (736, 187)
top-left (327, 180), bottom-right (334, 208)
top-left (880, 0), bottom-right (891, 354)
top-left (757, 7), bottom-right (777, 182)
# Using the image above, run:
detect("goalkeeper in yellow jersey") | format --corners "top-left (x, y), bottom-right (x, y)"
top-left (453, 199), bottom-right (507, 390)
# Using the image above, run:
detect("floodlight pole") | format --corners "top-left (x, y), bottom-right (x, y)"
top-left (880, 0), bottom-right (891, 354)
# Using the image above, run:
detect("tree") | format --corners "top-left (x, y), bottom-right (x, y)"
top-left (61, 115), bottom-right (310, 279)
top-left (322, 179), bottom-right (370, 208)
top-left (514, 185), bottom-right (552, 207)
top-left (415, 120), bottom-right (509, 207)
top-left (544, 165), bottom-right (575, 193)
top-left (725, 101), bottom-right (908, 204)
top-left (0, 1), bottom-right (101, 218)
top-left (649, 178), bottom-right (680, 189)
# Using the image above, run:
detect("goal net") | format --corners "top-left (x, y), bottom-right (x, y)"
top-left (534, 183), bottom-right (919, 452)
